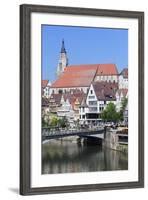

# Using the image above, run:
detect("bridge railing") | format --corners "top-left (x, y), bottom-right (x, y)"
top-left (42, 127), bottom-right (104, 136)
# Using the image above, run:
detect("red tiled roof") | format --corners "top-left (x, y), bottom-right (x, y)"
top-left (42, 80), bottom-right (49, 88)
top-left (120, 68), bottom-right (128, 78)
top-left (63, 91), bottom-right (86, 105)
top-left (97, 64), bottom-right (118, 75)
top-left (51, 64), bottom-right (118, 88)
top-left (51, 65), bottom-right (97, 88)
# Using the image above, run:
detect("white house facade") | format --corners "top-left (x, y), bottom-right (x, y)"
top-left (42, 80), bottom-right (51, 98)
top-left (115, 89), bottom-right (128, 112)
top-left (79, 82), bottom-right (116, 124)
top-left (57, 95), bottom-right (75, 125)
top-left (118, 68), bottom-right (128, 89)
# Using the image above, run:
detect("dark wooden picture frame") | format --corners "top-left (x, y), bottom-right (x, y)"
top-left (20, 4), bottom-right (144, 195)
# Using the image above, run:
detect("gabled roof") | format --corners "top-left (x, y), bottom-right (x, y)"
top-left (51, 64), bottom-right (118, 88)
top-left (80, 98), bottom-right (88, 108)
top-left (92, 81), bottom-right (118, 101)
top-left (116, 89), bottom-right (128, 97)
top-left (63, 91), bottom-right (86, 105)
top-left (120, 68), bottom-right (128, 78)
top-left (42, 80), bottom-right (49, 88)
top-left (42, 97), bottom-right (49, 107)
top-left (49, 93), bottom-right (62, 105)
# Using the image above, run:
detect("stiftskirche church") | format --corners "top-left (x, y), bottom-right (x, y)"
top-left (50, 40), bottom-right (119, 94)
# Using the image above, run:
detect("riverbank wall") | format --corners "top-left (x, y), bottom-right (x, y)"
top-left (103, 129), bottom-right (128, 153)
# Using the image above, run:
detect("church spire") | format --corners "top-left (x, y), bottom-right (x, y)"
top-left (57, 39), bottom-right (68, 78)
top-left (61, 39), bottom-right (66, 53)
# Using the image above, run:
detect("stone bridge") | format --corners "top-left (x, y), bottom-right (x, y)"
top-left (42, 127), bottom-right (105, 141)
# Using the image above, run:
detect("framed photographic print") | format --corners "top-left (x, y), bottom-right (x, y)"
top-left (20, 4), bottom-right (144, 195)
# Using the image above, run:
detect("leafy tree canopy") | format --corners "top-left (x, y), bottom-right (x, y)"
top-left (50, 116), bottom-right (59, 127)
top-left (49, 116), bottom-right (69, 129)
top-left (58, 116), bottom-right (69, 128)
top-left (101, 102), bottom-right (120, 122)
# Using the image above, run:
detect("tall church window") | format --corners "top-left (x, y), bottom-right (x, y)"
top-left (59, 89), bottom-right (63, 94)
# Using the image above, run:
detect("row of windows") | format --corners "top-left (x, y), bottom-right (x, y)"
top-left (88, 101), bottom-right (97, 106)
top-left (89, 107), bottom-right (98, 112)
top-left (51, 88), bottom-right (88, 94)
top-left (88, 95), bottom-right (95, 99)
top-left (97, 75), bottom-right (117, 81)
top-left (99, 107), bottom-right (104, 111)
top-left (99, 101), bottom-right (106, 105)
top-left (80, 106), bottom-right (105, 114)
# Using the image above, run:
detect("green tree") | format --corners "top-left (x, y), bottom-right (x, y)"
top-left (50, 116), bottom-right (59, 128)
top-left (121, 97), bottom-right (128, 111)
top-left (101, 102), bottom-right (120, 122)
top-left (42, 116), bottom-right (48, 127)
top-left (58, 116), bottom-right (69, 128)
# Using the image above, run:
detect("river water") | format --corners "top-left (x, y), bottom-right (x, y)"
top-left (42, 138), bottom-right (128, 174)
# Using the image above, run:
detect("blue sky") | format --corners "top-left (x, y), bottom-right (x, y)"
top-left (42, 25), bottom-right (128, 82)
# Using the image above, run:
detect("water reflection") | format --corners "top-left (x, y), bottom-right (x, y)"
top-left (42, 138), bottom-right (128, 174)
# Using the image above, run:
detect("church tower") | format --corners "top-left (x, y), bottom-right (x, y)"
top-left (56, 39), bottom-right (68, 78)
